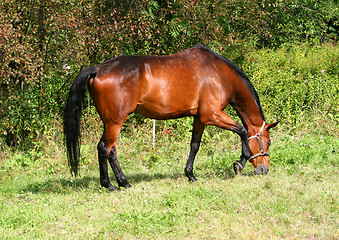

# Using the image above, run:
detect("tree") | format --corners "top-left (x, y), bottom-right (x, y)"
top-left (0, 0), bottom-right (337, 147)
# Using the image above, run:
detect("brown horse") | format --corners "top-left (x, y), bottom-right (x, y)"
top-left (64, 45), bottom-right (278, 191)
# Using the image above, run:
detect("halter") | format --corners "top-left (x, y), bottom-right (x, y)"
top-left (248, 121), bottom-right (269, 161)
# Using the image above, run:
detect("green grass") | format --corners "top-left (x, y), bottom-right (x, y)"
top-left (0, 128), bottom-right (338, 239)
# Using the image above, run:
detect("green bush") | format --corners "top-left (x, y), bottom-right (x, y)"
top-left (243, 43), bottom-right (338, 133)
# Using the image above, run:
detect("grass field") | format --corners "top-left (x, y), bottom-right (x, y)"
top-left (0, 126), bottom-right (338, 239)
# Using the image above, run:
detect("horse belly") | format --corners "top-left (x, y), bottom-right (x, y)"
top-left (134, 91), bottom-right (198, 120)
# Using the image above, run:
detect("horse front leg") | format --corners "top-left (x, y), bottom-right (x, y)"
top-left (233, 126), bottom-right (251, 175)
top-left (200, 109), bottom-right (250, 175)
top-left (185, 117), bottom-right (205, 182)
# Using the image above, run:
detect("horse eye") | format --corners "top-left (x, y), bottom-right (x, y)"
top-left (267, 140), bottom-right (271, 146)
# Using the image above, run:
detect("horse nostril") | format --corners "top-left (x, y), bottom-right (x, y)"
top-left (255, 165), bottom-right (269, 175)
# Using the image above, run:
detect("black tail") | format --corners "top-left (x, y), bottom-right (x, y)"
top-left (64, 67), bottom-right (97, 177)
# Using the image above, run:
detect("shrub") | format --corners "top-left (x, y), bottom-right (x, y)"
top-left (243, 43), bottom-right (338, 133)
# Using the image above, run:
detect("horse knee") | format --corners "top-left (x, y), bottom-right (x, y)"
top-left (238, 125), bottom-right (248, 139)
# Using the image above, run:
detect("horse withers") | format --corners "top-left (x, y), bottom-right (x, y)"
top-left (64, 45), bottom-right (278, 191)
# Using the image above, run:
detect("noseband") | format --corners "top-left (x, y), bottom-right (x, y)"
top-left (248, 121), bottom-right (269, 161)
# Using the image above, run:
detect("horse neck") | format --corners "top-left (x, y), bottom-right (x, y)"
top-left (231, 79), bottom-right (265, 136)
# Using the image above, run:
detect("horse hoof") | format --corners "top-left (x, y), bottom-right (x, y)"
top-left (189, 176), bottom-right (197, 182)
top-left (119, 181), bottom-right (132, 189)
top-left (124, 183), bottom-right (133, 188)
top-left (108, 186), bottom-right (120, 193)
top-left (233, 161), bottom-right (242, 175)
top-left (185, 169), bottom-right (197, 182)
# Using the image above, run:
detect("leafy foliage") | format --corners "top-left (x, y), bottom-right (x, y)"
top-left (244, 43), bottom-right (339, 130)
top-left (0, 0), bottom-right (338, 147)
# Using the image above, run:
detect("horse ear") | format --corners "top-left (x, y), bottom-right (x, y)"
top-left (266, 121), bottom-right (279, 130)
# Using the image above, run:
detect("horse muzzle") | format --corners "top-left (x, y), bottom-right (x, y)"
top-left (254, 164), bottom-right (269, 175)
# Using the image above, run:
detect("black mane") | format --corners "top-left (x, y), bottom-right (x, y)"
top-left (194, 45), bottom-right (265, 120)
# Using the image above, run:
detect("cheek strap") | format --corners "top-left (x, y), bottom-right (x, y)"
top-left (248, 121), bottom-right (269, 161)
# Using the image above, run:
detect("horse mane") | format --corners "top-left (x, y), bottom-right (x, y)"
top-left (193, 45), bottom-right (265, 120)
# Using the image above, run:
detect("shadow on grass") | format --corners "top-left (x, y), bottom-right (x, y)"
top-left (20, 167), bottom-right (237, 194)
top-left (201, 166), bottom-right (237, 180)
top-left (127, 165), bottom-right (237, 183)
top-left (20, 176), bottom-right (100, 194)
top-left (19, 172), bottom-right (180, 194)
top-left (126, 172), bottom-right (182, 184)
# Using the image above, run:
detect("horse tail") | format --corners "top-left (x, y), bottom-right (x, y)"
top-left (64, 67), bottom-right (97, 177)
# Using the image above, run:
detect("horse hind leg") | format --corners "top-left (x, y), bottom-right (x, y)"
top-left (97, 140), bottom-right (119, 191)
top-left (108, 145), bottom-right (132, 188)
top-left (98, 123), bottom-right (131, 191)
